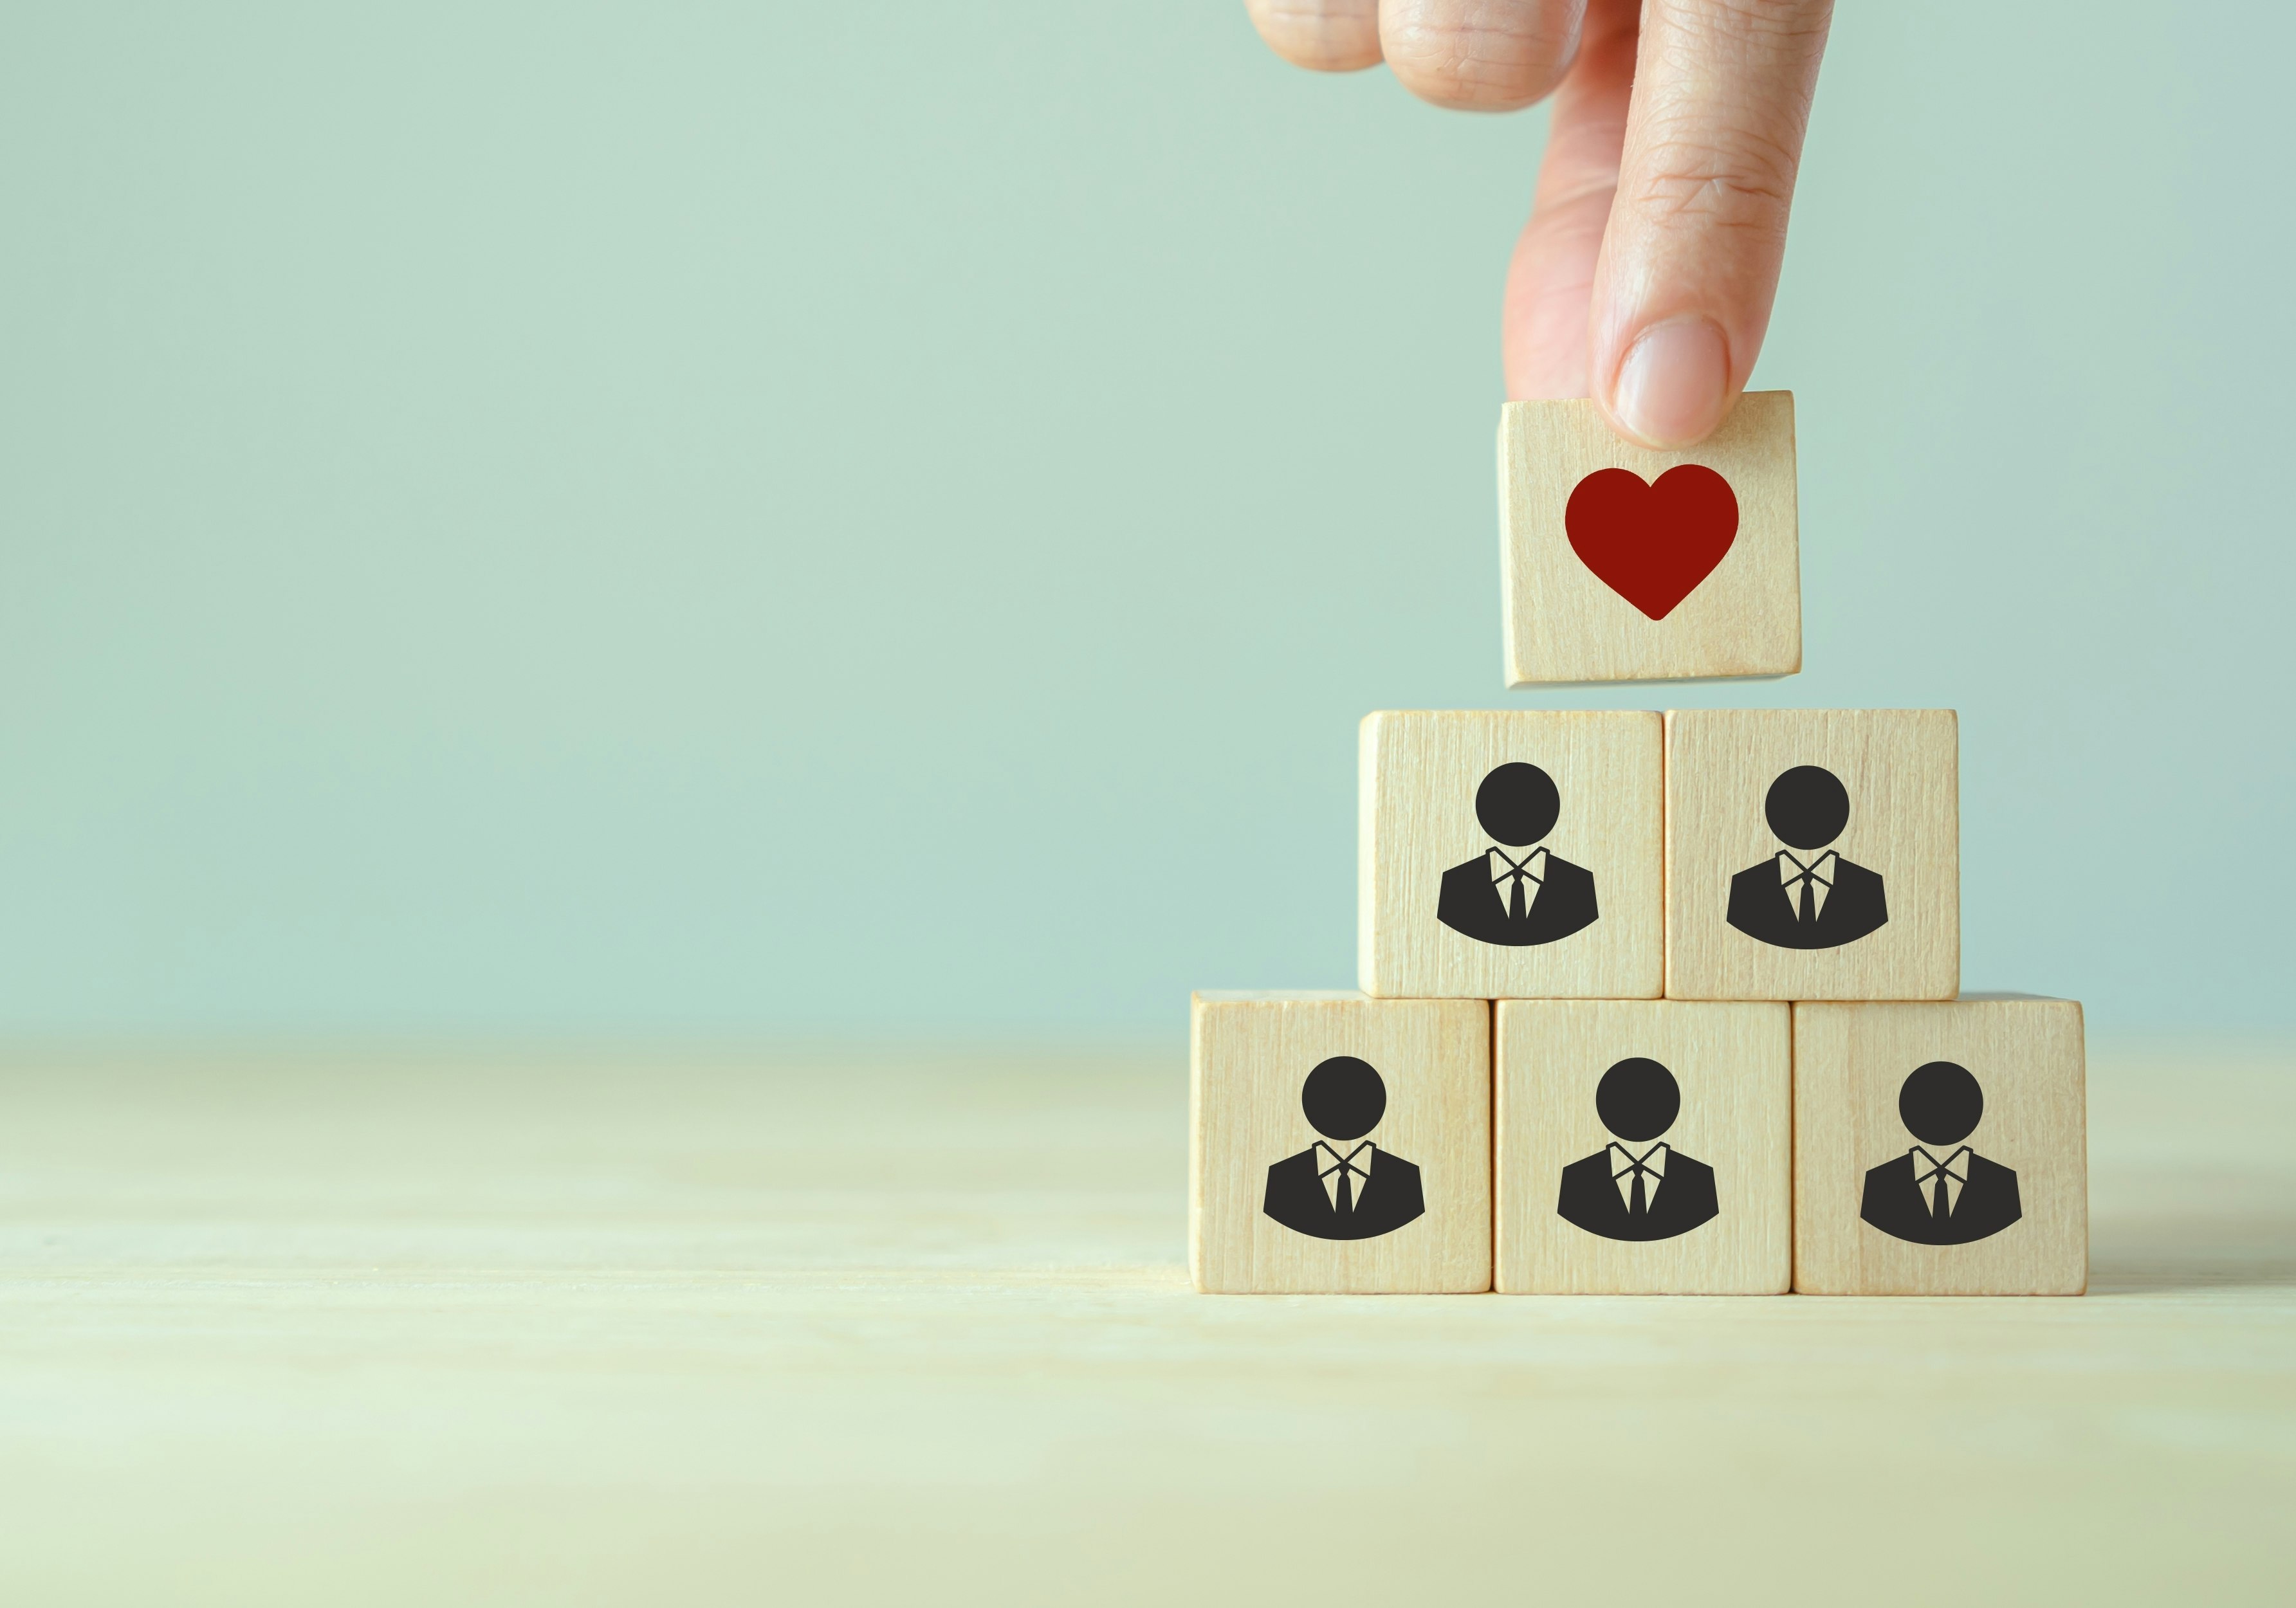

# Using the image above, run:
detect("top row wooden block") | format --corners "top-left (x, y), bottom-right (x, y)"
top-left (1501, 392), bottom-right (1800, 685)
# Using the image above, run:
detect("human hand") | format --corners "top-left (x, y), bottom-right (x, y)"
top-left (1247, 0), bottom-right (1833, 448)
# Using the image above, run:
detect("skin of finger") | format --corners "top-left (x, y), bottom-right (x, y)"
top-left (1245, 0), bottom-right (1385, 71)
top-left (1378, 0), bottom-right (1588, 113)
top-left (1501, 0), bottom-right (1639, 397)
top-left (1587, 0), bottom-right (1834, 436)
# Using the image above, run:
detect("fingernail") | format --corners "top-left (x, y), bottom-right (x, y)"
top-left (1609, 316), bottom-right (1731, 448)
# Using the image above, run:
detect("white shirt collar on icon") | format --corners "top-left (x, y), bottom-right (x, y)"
top-left (1314, 1140), bottom-right (1375, 1211)
top-left (1776, 848), bottom-right (1839, 918)
top-left (1489, 845), bottom-right (1547, 891)
top-left (1607, 1140), bottom-right (1667, 1209)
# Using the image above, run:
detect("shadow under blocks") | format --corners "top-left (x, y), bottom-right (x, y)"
top-left (1189, 398), bottom-right (2084, 1296)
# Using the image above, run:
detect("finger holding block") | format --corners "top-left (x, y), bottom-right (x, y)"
top-left (1496, 1000), bottom-right (1791, 1294)
top-left (1793, 998), bottom-right (2088, 1295)
top-left (1666, 708), bottom-right (1959, 1001)
top-left (1359, 710), bottom-right (1664, 1000)
top-left (1191, 991), bottom-right (1491, 1293)
top-left (1500, 393), bottom-right (1800, 686)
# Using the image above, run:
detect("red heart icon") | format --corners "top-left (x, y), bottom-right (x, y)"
top-left (1563, 464), bottom-right (1739, 621)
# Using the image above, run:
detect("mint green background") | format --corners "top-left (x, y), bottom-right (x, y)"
top-left (2, 5), bottom-right (2288, 1034)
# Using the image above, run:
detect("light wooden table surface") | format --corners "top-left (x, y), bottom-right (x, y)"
top-left (3, 1038), bottom-right (2290, 1605)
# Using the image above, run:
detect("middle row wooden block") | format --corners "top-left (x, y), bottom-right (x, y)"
top-left (1359, 707), bottom-right (1960, 1001)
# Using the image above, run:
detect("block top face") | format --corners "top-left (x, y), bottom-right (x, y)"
top-left (1190, 993), bottom-right (1491, 1294)
top-left (1792, 999), bottom-right (2087, 1295)
top-left (1500, 392), bottom-right (1799, 686)
top-left (1494, 1000), bottom-right (1791, 1295)
top-left (1666, 708), bottom-right (1959, 1001)
top-left (1359, 710), bottom-right (1663, 1000)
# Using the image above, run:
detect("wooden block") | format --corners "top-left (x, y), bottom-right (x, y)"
top-left (1500, 392), bottom-right (1799, 685)
top-left (1494, 1000), bottom-right (1790, 1293)
top-left (1359, 710), bottom-right (1662, 1000)
top-left (1665, 708), bottom-right (1958, 1001)
top-left (1191, 991), bottom-right (1491, 1293)
top-left (1793, 998), bottom-right (2087, 1295)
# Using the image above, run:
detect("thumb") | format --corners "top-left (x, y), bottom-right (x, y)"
top-left (1589, 0), bottom-right (1833, 447)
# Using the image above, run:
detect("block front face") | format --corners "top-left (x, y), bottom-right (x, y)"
top-left (1191, 992), bottom-right (1491, 1293)
top-left (1794, 1000), bottom-right (2086, 1295)
top-left (1495, 1000), bottom-right (1790, 1293)
top-left (1500, 392), bottom-right (1799, 685)
top-left (1666, 709), bottom-right (1958, 1001)
top-left (1360, 711), bottom-right (1662, 1000)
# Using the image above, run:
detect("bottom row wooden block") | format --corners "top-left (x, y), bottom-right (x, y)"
top-left (1190, 991), bottom-right (2086, 1296)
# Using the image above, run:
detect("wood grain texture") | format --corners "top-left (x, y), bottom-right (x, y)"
top-left (0, 1039), bottom-right (2286, 1602)
top-left (1496, 1000), bottom-right (1790, 1293)
top-left (1191, 991), bottom-right (1490, 1293)
top-left (1666, 708), bottom-right (1959, 1000)
top-left (1794, 999), bottom-right (2088, 1295)
top-left (1500, 392), bottom-right (1799, 685)
top-left (1359, 710), bottom-right (1662, 999)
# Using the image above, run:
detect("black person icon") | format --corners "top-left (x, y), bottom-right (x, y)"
top-left (1262, 1055), bottom-right (1427, 1241)
top-left (1860, 1060), bottom-right (2023, 1245)
top-left (1554, 1057), bottom-right (1720, 1242)
top-left (1435, 762), bottom-right (1599, 947)
top-left (1725, 764), bottom-right (1889, 949)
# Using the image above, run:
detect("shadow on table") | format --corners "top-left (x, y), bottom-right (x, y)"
top-left (2089, 1209), bottom-right (2296, 1295)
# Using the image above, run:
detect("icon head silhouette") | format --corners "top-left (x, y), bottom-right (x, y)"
top-left (1594, 1057), bottom-right (1680, 1144)
top-left (1898, 1060), bottom-right (1983, 1147)
top-left (1763, 765), bottom-right (1852, 850)
top-left (1301, 1055), bottom-right (1387, 1142)
top-left (1475, 762), bottom-right (1561, 848)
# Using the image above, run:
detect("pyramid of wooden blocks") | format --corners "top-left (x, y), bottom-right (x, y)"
top-left (1190, 395), bottom-right (2086, 1297)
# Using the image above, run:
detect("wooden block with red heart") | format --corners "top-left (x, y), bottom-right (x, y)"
top-left (1498, 392), bottom-right (1800, 685)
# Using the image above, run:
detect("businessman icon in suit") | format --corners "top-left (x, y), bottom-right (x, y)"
top-left (1262, 1055), bottom-right (1426, 1241)
top-left (1860, 1060), bottom-right (2023, 1245)
top-left (1555, 1057), bottom-right (1720, 1243)
top-left (1726, 764), bottom-right (1889, 949)
top-left (1436, 762), bottom-right (1600, 947)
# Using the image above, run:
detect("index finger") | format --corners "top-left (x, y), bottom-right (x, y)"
top-left (1588, 0), bottom-right (1833, 446)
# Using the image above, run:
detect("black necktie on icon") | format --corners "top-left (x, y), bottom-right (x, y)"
top-left (1612, 1143), bottom-right (1661, 1218)
top-left (1781, 850), bottom-right (1830, 927)
top-left (1913, 1146), bottom-right (1967, 1221)
top-left (1319, 1141), bottom-right (1372, 1220)
top-left (1494, 848), bottom-right (1541, 922)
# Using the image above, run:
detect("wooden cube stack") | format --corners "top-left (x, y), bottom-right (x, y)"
top-left (1193, 396), bottom-right (2087, 1297)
